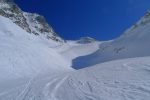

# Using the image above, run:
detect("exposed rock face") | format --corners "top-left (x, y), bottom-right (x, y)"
top-left (0, 0), bottom-right (64, 42)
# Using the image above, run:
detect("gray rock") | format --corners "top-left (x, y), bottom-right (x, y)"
top-left (0, 0), bottom-right (64, 43)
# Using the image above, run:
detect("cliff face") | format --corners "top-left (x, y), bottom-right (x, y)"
top-left (0, 0), bottom-right (64, 42)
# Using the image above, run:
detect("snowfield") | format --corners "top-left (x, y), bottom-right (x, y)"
top-left (0, 3), bottom-right (150, 100)
top-left (55, 57), bottom-right (150, 100)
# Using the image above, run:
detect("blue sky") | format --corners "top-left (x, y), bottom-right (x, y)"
top-left (15, 0), bottom-right (150, 40)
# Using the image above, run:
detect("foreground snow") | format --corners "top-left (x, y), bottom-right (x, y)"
top-left (1, 56), bottom-right (150, 100)
top-left (58, 57), bottom-right (150, 100)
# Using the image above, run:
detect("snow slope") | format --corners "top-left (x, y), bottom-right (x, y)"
top-left (0, 16), bottom-right (73, 100)
top-left (1, 54), bottom-right (150, 100)
top-left (0, 16), bottom-right (72, 94)
top-left (0, 15), bottom-right (100, 100)
top-left (72, 11), bottom-right (150, 68)
top-left (55, 57), bottom-right (150, 100)
top-left (55, 40), bottom-right (101, 68)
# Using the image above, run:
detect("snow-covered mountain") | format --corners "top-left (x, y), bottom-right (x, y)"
top-left (72, 11), bottom-right (150, 68)
top-left (0, 0), bottom-right (64, 42)
top-left (0, 1), bottom-right (150, 100)
top-left (0, 15), bottom-right (72, 79)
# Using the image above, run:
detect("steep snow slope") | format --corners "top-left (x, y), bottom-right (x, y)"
top-left (72, 11), bottom-right (150, 68)
top-left (0, 16), bottom-right (72, 86)
top-left (0, 15), bottom-right (74, 100)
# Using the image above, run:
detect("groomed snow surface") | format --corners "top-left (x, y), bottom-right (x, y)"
top-left (0, 15), bottom-right (150, 100)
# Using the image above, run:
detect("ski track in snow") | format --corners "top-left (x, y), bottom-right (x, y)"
top-left (43, 76), bottom-right (69, 100)
top-left (16, 75), bottom-right (37, 100)
top-left (0, 73), bottom-right (70, 100)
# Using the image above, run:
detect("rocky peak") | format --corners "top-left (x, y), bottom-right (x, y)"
top-left (138, 11), bottom-right (150, 26)
top-left (120, 11), bottom-right (150, 39)
top-left (0, 0), bottom-right (64, 43)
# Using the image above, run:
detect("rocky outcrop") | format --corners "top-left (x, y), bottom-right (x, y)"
top-left (0, 0), bottom-right (64, 42)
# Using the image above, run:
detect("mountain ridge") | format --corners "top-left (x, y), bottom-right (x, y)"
top-left (71, 11), bottom-right (150, 68)
top-left (0, 0), bottom-right (64, 42)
